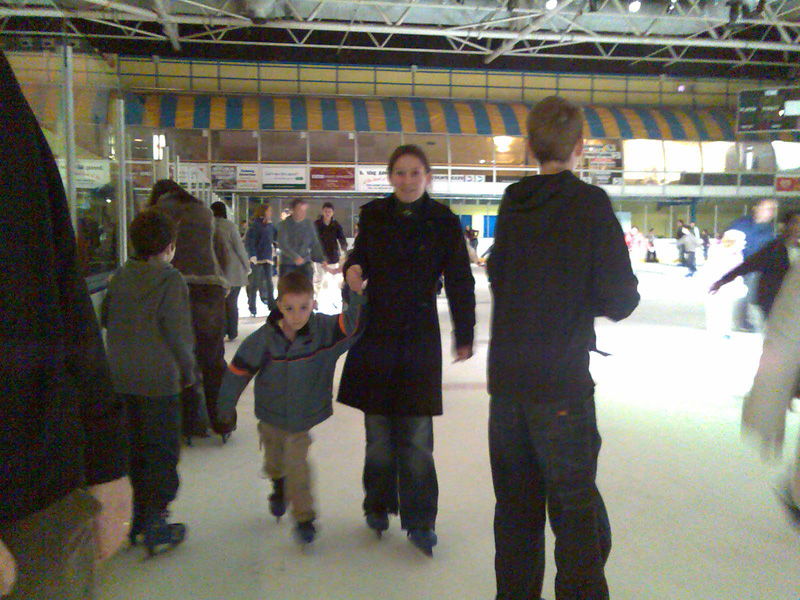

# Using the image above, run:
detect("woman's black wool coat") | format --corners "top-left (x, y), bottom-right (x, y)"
top-left (337, 193), bottom-right (476, 417)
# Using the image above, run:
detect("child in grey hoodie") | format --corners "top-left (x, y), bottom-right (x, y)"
top-left (216, 269), bottom-right (366, 545)
top-left (101, 209), bottom-right (196, 556)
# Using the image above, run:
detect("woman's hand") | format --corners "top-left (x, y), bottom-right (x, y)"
top-left (294, 256), bottom-right (306, 266)
top-left (0, 539), bottom-right (16, 598)
top-left (346, 264), bottom-right (366, 294)
top-left (454, 344), bottom-right (473, 362)
top-left (89, 476), bottom-right (133, 562)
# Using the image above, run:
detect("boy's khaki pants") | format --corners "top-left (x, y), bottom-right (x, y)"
top-left (257, 422), bottom-right (315, 523)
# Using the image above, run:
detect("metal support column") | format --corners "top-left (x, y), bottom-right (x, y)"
top-left (714, 203), bottom-right (719, 237)
top-left (63, 45), bottom-right (77, 229)
top-left (115, 98), bottom-right (128, 264)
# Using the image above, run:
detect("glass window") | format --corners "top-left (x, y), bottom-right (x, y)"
top-left (581, 139), bottom-right (622, 185)
top-left (357, 132), bottom-right (402, 164)
top-left (450, 135), bottom-right (494, 166)
top-left (731, 142), bottom-right (776, 173)
top-left (403, 134), bottom-right (448, 165)
top-left (496, 169), bottom-right (534, 183)
top-left (494, 137), bottom-right (527, 166)
top-left (701, 142), bottom-right (736, 173)
top-left (128, 127), bottom-right (155, 161)
top-left (309, 131), bottom-right (355, 164)
top-left (663, 141), bottom-right (701, 185)
top-left (771, 141), bottom-right (800, 172)
top-left (211, 130), bottom-right (258, 162)
top-left (623, 140), bottom-right (664, 185)
top-left (74, 160), bottom-right (117, 277)
top-left (167, 129), bottom-right (208, 162)
top-left (261, 131), bottom-right (307, 163)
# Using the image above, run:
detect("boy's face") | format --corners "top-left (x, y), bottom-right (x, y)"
top-left (277, 292), bottom-right (314, 333)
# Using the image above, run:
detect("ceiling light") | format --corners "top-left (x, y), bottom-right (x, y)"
top-left (628, 0), bottom-right (641, 12)
top-left (545, 0), bottom-right (558, 10)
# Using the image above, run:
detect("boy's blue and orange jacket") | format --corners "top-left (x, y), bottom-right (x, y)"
top-left (217, 292), bottom-right (367, 433)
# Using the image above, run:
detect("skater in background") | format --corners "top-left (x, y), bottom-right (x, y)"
top-left (703, 230), bottom-right (747, 339)
top-left (0, 50), bottom-right (131, 598)
top-left (216, 272), bottom-right (367, 545)
top-left (244, 204), bottom-right (277, 316)
top-left (645, 228), bottom-right (659, 263)
top-left (211, 201), bottom-right (251, 341)
top-left (277, 198), bottom-right (327, 282)
top-left (337, 144), bottom-right (476, 556)
top-left (701, 228), bottom-right (711, 262)
top-left (487, 96), bottom-right (639, 600)
top-left (148, 179), bottom-right (231, 442)
top-left (101, 209), bottom-right (194, 555)
top-left (710, 210), bottom-right (800, 320)
top-left (678, 225), bottom-right (700, 277)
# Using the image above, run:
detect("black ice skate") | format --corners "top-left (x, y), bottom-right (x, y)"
top-left (365, 511), bottom-right (389, 538)
top-left (143, 513), bottom-right (187, 557)
top-left (407, 527), bottom-right (437, 557)
top-left (269, 477), bottom-right (286, 521)
top-left (294, 520), bottom-right (316, 545)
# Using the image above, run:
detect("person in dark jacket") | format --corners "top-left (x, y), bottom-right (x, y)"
top-left (487, 96), bottom-right (640, 600)
top-left (315, 202), bottom-right (348, 265)
top-left (148, 179), bottom-right (232, 441)
top-left (710, 210), bottom-right (800, 317)
top-left (277, 199), bottom-right (326, 281)
top-left (101, 209), bottom-right (195, 555)
top-left (338, 144), bottom-right (476, 556)
top-left (244, 203), bottom-right (277, 315)
top-left (726, 198), bottom-right (778, 331)
top-left (0, 51), bottom-right (130, 598)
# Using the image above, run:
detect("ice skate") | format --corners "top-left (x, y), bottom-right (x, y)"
top-left (407, 527), bottom-right (437, 556)
top-left (294, 520), bottom-right (316, 546)
top-left (365, 511), bottom-right (389, 538)
top-left (143, 513), bottom-right (187, 557)
top-left (268, 477), bottom-right (286, 521)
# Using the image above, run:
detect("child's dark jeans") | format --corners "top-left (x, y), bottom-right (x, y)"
top-left (124, 394), bottom-right (181, 520)
top-left (489, 395), bottom-right (611, 600)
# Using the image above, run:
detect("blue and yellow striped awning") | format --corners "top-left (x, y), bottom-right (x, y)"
top-left (124, 93), bottom-right (742, 142)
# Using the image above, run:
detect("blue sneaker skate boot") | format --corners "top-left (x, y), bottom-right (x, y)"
top-left (268, 477), bottom-right (286, 521)
top-left (294, 520), bottom-right (316, 545)
top-left (143, 512), bottom-right (187, 557)
top-left (365, 512), bottom-right (389, 538)
top-left (407, 527), bottom-right (437, 556)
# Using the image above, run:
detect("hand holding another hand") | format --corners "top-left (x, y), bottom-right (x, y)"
top-left (0, 539), bottom-right (16, 598)
top-left (346, 264), bottom-right (366, 294)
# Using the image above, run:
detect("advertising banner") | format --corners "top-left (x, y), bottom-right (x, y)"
top-left (236, 165), bottom-right (261, 190)
top-left (176, 163), bottom-right (210, 188)
top-left (56, 159), bottom-right (111, 189)
top-left (262, 165), bottom-right (307, 190)
top-left (310, 167), bottom-right (355, 191)
top-left (211, 164), bottom-right (237, 190)
top-left (356, 167), bottom-right (392, 193)
top-left (776, 176), bottom-right (800, 192)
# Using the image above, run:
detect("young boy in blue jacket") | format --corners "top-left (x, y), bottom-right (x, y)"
top-left (216, 270), bottom-right (366, 545)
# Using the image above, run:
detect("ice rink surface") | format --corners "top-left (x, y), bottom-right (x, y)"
top-left (97, 264), bottom-right (800, 599)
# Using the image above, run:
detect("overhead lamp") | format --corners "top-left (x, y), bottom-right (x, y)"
top-left (667, 0), bottom-right (677, 13)
top-left (628, 0), bottom-right (641, 12)
top-left (493, 136), bottom-right (512, 153)
top-left (545, 0), bottom-right (558, 10)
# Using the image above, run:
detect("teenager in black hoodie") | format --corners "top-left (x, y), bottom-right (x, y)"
top-left (487, 96), bottom-right (639, 600)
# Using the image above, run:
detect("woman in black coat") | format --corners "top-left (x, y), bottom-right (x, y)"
top-left (338, 145), bottom-right (476, 555)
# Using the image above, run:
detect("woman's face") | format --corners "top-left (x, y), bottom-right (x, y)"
top-left (389, 154), bottom-right (432, 203)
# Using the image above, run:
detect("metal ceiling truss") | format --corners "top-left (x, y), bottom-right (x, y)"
top-left (0, 0), bottom-right (798, 74)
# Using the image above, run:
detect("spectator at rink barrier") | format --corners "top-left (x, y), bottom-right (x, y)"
top-left (211, 201), bottom-right (251, 340)
top-left (703, 230), bottom-right (747, 339)
top-left (244, 204), bottom-right (278, 316)
top-left (337, 144), bottom-right (476, 556)
top-left (314, 202), bottom-right (348, 301)
top-left (741, 260), bottom-right (800, 527)
top-left (709, 210), bottom-right (800, 319)
top-left (0, 50), bottom-right (131, 598)
top-left (679, 225), bottom-right (701, 277)
top-left (148, 179), bottom-right (232, 442)
top-left (277, 198), bottom-right (327, 281)
top-left (215, 272), bottom-right (366, 546)
top-left (486, 96), bottom-right (639, 600)
top-left (645, 228), bottom-right (659, 263)
top-left (101, 209), bottom-right (193, 556)
top-left (675, 219), bottom-right (686, 265)
top-left (726, 198), bottom-right (778, 331)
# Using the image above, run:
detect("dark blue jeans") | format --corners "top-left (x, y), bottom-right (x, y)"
top-left (489, 396), bottom-right (611, 600)
top-left (363, 415), bottom-right (438, 530)
top-left (246, 263), bottom-right (276, 313)
top-left (124, 394), bottom-right (182, 519)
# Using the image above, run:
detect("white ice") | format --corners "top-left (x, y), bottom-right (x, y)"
top-left (97, 263), bottom-right (800, 599)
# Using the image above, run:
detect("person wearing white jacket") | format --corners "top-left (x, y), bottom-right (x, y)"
top-left (211, 201), bottom-right (251, 341)
top-left (741, 260), bottom-right (800, 524)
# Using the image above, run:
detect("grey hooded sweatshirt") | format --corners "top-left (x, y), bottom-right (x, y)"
top-left (101, 258), bottom-right (197, 397)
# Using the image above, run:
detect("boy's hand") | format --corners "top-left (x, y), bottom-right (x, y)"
top-left (294, 256), bottom-right (305, 266)
top-left (346, 264), bottom-right (365, 294)
top-left (0, 539), bottom-right (16, 597)
top-left (454, 344), bottom-right (473, 362)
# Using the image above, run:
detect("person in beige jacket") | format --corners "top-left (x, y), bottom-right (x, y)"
top-left (741, 260), bottom-right (800, 525)
top-left (211, 201), bottom-right (251, 341)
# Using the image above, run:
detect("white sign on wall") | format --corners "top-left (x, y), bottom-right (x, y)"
top-left (236, 165), bottom-right (261, 191)
top-left (357, 167), bottom-right (393, 193)
top-left (262, 165), bottom-right (307, 190)
top-left (176, 163), bottom-right (210, 187)
top-left (56, 159), bottom-right (111, 189)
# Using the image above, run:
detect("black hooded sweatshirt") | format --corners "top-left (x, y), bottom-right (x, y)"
top-left (487, 170), bottom-right (640, 403)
